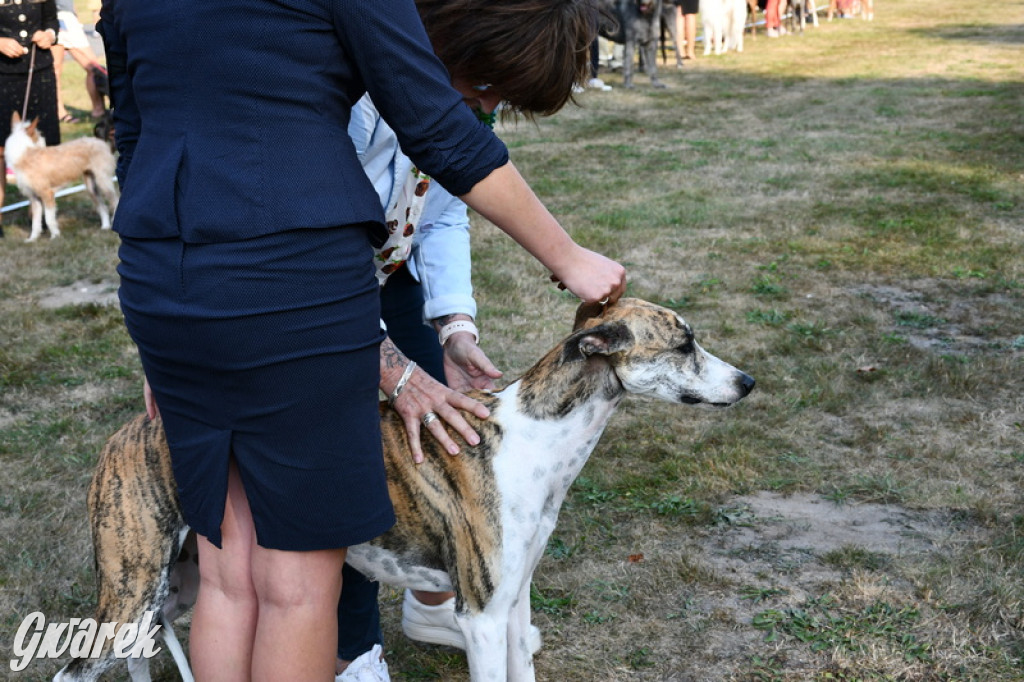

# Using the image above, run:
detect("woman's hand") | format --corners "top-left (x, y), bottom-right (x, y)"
top-left (442, 334), bottom-right (502, 392)
top-left (459, 162), bottom-right (627, 305)
top-left (0, 37), bottom-right (27, 59)
top-left (380, 337), bottom-right (489, 463)
top-left (31, 30), bottom-right (55, 50)
top-left (548, 244), bottom-right (627, 306)
top-left (143, 377), bottom-right (160, 420)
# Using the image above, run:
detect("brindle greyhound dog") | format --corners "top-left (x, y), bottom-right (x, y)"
top-left (55, 298), bottom-right (753, 682)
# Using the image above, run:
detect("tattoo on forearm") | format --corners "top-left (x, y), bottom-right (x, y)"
top-left (381, 338), bottom-right (408, 371)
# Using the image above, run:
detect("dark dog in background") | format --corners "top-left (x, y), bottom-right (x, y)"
top-left (785, 0), bottom-right (819, 34)
top-left (598, 0), bottom-right (667, 88)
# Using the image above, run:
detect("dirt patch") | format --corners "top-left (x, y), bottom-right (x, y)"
top-left (36, 279), bottom-right (119, 309)
top-left (700, 492), bottom-right (948, 586)
top-left (852, 281), bottom-right (1022, 354)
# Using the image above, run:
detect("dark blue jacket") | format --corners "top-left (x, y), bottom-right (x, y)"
top-left (99, 0), bottom-right (508, 243)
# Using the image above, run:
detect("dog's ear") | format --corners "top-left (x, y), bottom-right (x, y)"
top-left (10, 111), bottom-right (19, 127)
top-left (573, 300), bottom-right (606, 331)
top-left (27, 117), bottom-right (39, 135)
top-left (562, 321), bottom-right (634, 362)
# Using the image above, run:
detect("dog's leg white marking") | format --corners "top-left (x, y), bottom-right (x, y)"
top-left (27, 199), bottom-right (44, 242)
top-left (460, 610), bottom-right (509, 682)
top-left (158, 616), bottom-right (194, 682)
top-left (507, 581), bottom-right (536, 682)
top-left (125, 655), bottom-right (153, 682)
top-left (43, 200), bottom-right (60, 239)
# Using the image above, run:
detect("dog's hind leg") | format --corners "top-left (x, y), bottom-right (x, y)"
top-left (82, 172), bottom-right (112, 231)
top-left (124, 655), bottom-right (153, 682)
top-left (158, 616), bottom-right (195, 682)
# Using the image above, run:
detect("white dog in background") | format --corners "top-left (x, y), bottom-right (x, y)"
top-left (4, 112), bottom-right (118, 242)
top-left (701, 0), bottom-right (747, 54)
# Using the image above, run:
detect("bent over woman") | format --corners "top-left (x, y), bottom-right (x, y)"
top-left (99, 0), bottom-right (625, 679)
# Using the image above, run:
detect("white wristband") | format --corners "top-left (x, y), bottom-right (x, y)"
top-left (438, 320), bottom-right (479, 347)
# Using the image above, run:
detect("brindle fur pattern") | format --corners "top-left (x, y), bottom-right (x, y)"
top-left (55, 414), bottom-right (196, 682)
top-left (367, 396), bottom-right (505, 613)
top-left (59, 298), bottom-right (753, 682)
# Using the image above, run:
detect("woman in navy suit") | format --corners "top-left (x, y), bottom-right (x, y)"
top-left (100, 0), bottom-right (625, 678)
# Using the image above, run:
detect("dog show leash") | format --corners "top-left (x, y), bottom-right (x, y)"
top-left (21, 44), bottom-right (37, 120)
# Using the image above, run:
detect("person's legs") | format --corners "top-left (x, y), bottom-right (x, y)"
top-left (51, 44), bottom-right (70, 120)
top-left (765, 0), bottom-right (781, 33)
top-left (251, 543), bottom-right (345, 682)
top-left (189, 460), bottom-right (259, 682)
top-left (1, 148), bottom-right (5, 236)
top-left (67, 48), bottom-right (106, 117)
top-left (190, 459), bottom-right (346, 682)
top-left (336, 564), bottom-right (383, 674)
top-left (683, 12), bottom-right (698, 59)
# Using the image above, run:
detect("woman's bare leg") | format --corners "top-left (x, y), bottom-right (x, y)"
top-left (251, 543), bottom-right (345, 682)
top-left (190, 461), bottom-right (259, 682)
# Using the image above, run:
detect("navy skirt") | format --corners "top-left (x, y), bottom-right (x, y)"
top-left (118, 225), bottom-right (394, 551)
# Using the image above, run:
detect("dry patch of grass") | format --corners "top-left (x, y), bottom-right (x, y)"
top-left (2, 0), bottom-right (1022, 679)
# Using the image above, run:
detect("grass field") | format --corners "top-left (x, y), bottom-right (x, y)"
top-left (2, 0), bottom-right (1022, 679)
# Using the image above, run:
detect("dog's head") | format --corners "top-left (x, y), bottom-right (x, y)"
top-left (569, 298), bottom-right (754, 407)
top-left (6, 111), bottom-right (42, 149)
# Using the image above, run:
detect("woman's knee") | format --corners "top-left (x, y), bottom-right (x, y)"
top-left (251, 546), bottom-right (346, 610)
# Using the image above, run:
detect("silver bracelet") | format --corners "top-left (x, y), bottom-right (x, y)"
top-left (388, 360), bottom-right (417, 406)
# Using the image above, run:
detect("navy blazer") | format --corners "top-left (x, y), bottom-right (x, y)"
top-left (99, 0), bottom-right (508, 244)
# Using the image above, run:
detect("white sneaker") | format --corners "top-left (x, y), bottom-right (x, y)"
top-left (401, 590), bottom-right (542, 654)
top-left (766, 27), bottom-right (780, 37)
top-left (336, 644), bottom-right (390, 682)
top-left (587, 77), bottom-right (613, 92)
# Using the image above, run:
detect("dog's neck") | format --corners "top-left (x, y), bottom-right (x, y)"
top-left (513, 343), bottom-right (624, 421)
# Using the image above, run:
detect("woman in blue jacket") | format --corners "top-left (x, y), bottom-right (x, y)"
top-left (100, 0), bottom-right (625, 679)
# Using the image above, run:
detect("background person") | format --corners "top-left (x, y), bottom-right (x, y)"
top-left (52, 0), bottom-right (106, 121)
top-left (336, 3), bottom-right (610, 677)
top-left (100, 1), bottom-right (625, 680)
top-left (0, 0), bottom-right (59, 237)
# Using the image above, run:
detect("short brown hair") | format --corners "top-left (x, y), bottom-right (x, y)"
top-left (415, 0), bottom-right (601, 117)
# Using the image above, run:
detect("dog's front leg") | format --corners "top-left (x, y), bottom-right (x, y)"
top-left (622, 35), bottom-right (636, 88)
top-left (460, 611), bottom-right (510, 681)
top-left (507, 583), bottom-right (537, 682)
top-left (26, 199), bottom-right (45, 242)
top-left (642, 40), bottom-right (666, 88)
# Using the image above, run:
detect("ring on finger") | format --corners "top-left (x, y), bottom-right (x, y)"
top-left (422, 411), bottom-right (439, 427)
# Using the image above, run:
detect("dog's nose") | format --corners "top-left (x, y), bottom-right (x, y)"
top-left (737, 372), bottom-right (755, 397)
